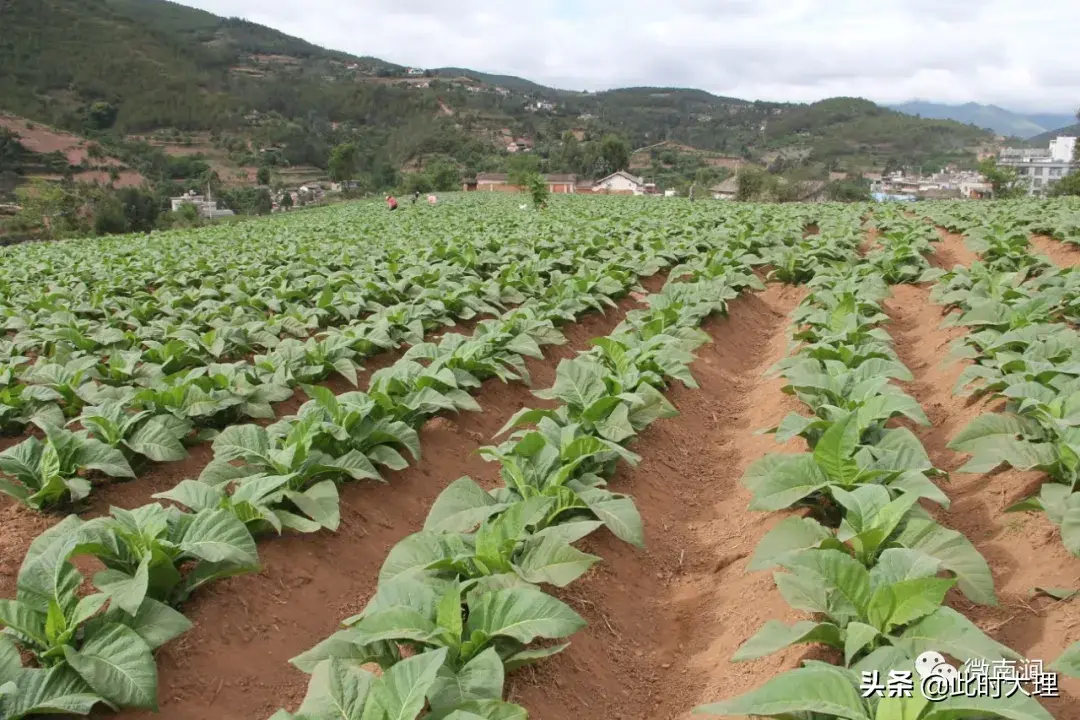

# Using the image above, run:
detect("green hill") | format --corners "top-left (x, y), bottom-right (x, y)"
top-left (1030, 123), bottom-right (1080, 146)
top-left (0, 0), bottom-right (995, 187)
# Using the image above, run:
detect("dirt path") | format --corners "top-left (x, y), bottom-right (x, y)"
top-left (105, 292), bottom-right (648, 720)
top-left (1031, 233), bottom-right (1080, 267)
top-left (509, 283), bottom-right (809, 719)
top-left (934, 226), bottom-right (980, 267)
top-left (886, 231), bottom-right (1080, 719)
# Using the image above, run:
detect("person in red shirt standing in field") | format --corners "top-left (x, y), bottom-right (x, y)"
top-left (386, 195), bottom-right (398, 211)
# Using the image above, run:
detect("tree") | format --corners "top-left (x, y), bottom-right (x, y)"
top-left (977, 158), bottom-right (1024, 199)
top-left (280, 192), bottom-right (294, 210)
top-left (424, 156), bottom-right (461, 191)
top-left (599, 134), bottom-right (631, 173)
top-left (735, 167), bottom-right (774, 201)
top-left (328, 143), bottom-right (360, 183)
top-left (84, 101), bottom-right (118, 131)
top-left (826, 179), bottom-right (871, 202)
top-left (256, 166), bottom-right (271, 185)
top-left (522, 173), bottom-right (549, 209)
top-left (507, 153), bottom-right (542, 187)
top-left (15, 179), bottom-right (84, 238)
top-left (1049, 171), bottom-right (1080, 197)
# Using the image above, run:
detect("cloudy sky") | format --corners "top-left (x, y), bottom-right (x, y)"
top-left (179, 1), bottom-right (1078, 113)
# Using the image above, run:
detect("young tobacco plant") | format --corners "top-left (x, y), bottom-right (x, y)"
top-left (748, 484), bottom-right (996, 606)
top-left (71, 503), bottom-right (260, 610)
top-left (0, 517), bottom-right (191, 717)
top-left (731, 547), bottom-right (1016, 671)
top-left (0, 422), bottom-right (134, 510)
top-left (744, 413), bottom-right (947, 522)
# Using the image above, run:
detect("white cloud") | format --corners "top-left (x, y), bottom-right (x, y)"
top-left (179, 0), bottom-right (1080, 113)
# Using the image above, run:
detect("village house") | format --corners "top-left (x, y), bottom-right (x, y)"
top-left (997, 136), bottom-right (1077, 196)
top-left (506, 138), bottom-right (533, 153)
top-left (465, 173), bottom-right (578, 194)
top-left (169, 190), bottom-right (234, 219)
top-left (593, 170), bottom-right (647, 195)
top-left (711, 177), bottom-right (738, 200)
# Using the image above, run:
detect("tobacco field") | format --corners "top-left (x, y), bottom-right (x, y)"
top-left (0, 192), bottom-right (1078, 720)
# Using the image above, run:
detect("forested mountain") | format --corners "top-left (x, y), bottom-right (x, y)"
top-left (0, 0), bottom-right (995, 189)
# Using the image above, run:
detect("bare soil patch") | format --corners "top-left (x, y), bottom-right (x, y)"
top-left (0, 115), bottom-right (127, 170)
top-left (1031, 234), bottom-right (1080, 268)
top-left (934, 227), bottom-right (980, 268)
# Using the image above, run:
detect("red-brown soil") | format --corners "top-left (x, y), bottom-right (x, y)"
top-left (886, 230), bottom-right (1080, 719)
top-left (934, 227), bottom-right (980, 267)
top-left (1031, 234), bottom-right (1080, 268)
top-left (510, 284), bottom-right (809, 719)
top-left (104, 296), bottom-right (644, 720)
top-left (0, 115), bottom-right (135, 175)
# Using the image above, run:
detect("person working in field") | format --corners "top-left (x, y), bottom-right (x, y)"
top-left (386, 195), bottom-right (398, 211)
top-left (413, 190), bottom-right (420, 205)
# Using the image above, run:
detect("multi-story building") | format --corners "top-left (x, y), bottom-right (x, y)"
top-left (998, 136), bottom-right (1077, 195)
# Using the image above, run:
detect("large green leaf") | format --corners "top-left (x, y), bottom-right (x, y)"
top-left (893, 517), bottom-right (997, 606)
top-left (285, 480), bottom-right (341, 531)
top-left (813, 413), bottom-right (860, 485)
top-left (0, 666), bottom-right (104, 720)
top-left (428, 647), bottom-right (504, 713)
top-left (732, 620), bottom-right (842, 661)
top-left (151, 480), bottom-right (222, 512)
top-left (105, 597), bottom-right (192, 651)
top-left (1050, 640), bottom-right (1080, 679)
top-left (0, 600), bottom-right (48, 647)
top-left (93, 556), bottom-right (150, 617)
top-left (62, 623), bottom-right (158, 710)
top-left (780, 549), bottom-right (872, 620)
top-left (514, 533), bottom-right (600, 587)
top-left (921, 686), bottom-right (1055, 720)
top-left (464, 587), bottom-right (585, 647)
top-left (866, 578), bottom-right (954, 633)
top-left (347, 606), bottom-right (440, 647)
top-left (844, 622), bottom-right (880, 666)
top-left (574, 487), bottom-right (644, 547)
top-left (534, 356), bottom-right (607, 409)
top-left (894, 607), bottom-right (1020, 664)
top-left (178, 508), bottom-right (259, 566)
top-left (745, 454), bottom-right (830, 512)
top-left (749, 517), bottom-right (833, 571)
top-left (296, 658), bottom-right (373, 720)
top-left (16, 514), bottom-right (82, 615)
top-left (126, 418), bottom-right (188, 462)
top-left (424, 477), bottom-right (507, 534)
top-left (211, 424), bottom-right (269, 462)
top-left (694, 665), bottom-right (871, 719)
top-left (364, 647), bottom-right (448, 720)
top-left (77, 438), bottom-right (135, 479)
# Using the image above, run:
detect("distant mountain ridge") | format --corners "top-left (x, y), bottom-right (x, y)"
top-left (0, 0), bottom-right (995, 186)
top-left (889, 101), bottom-right (1075, 139)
